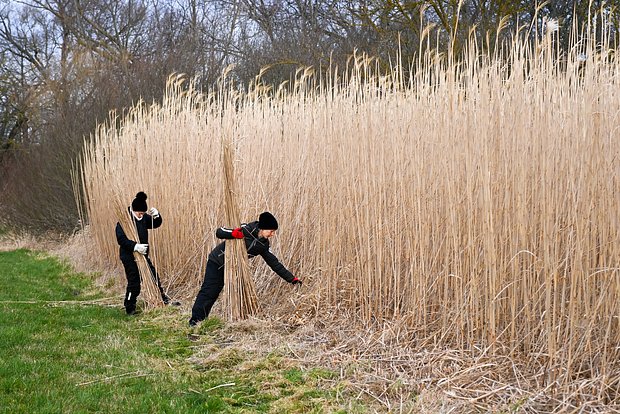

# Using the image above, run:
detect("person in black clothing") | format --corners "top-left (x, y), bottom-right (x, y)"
top-left (115, 191), bottom-right (173, 315)
top-left (189, 211), bottom-right (302, 326)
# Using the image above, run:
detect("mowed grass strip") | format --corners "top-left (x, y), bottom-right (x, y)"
top-left (0, 250), bottom-right (357, 413)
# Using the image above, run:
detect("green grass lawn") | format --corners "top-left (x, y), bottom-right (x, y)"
top-left (0, 249), bottom-right (363, 414)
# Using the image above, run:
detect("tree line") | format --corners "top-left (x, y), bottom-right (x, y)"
top-left (0, 0), bottom-right (616, 232)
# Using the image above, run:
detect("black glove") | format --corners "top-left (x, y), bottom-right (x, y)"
top-left (291, 277), bottom-right (302, 285)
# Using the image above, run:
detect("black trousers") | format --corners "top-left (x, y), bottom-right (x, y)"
top-left (190, 259), bottom-right (225, 322)
top-left (121, 255), bottom-right (166, 311)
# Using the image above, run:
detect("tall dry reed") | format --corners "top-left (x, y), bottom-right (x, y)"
top-left (77, 19), bottom-right (620, 408)
top-left (221, 97), bottom-right (259, 320)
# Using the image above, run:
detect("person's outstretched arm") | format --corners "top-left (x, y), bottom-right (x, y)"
top-left (260, 249), bottom-right (296, 283)
top-left (216, 224), bottom-right (246, 239)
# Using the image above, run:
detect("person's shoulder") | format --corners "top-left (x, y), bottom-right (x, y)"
top-left (244, 221), bottom-right (259, 231)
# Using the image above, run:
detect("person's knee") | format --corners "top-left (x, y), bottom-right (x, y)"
top-left (207, 283), bottom-right (224, 297)
top-left (127, 281), bottom-right (142, 296)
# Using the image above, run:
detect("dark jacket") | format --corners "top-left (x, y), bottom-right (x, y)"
top-left (208, 221), bottom-right (294, 283)
top-left (115, 210), bottom-right (162, 260)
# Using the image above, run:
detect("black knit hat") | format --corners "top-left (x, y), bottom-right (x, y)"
top-left (131, 191), bottom-right (148, 212)
top-left (258, 211), bottom-right (278, 230)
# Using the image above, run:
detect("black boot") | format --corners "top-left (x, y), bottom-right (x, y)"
top-left (126, 302), bottom-right (137, 315)
top-left (162, 294), bottom-right (181, 306)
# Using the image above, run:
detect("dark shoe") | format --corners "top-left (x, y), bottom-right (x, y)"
top-left (163, 295), bottom-right (181, 306)
top-left (189, 319), bottom-right (199, 327)
top-left (126, 303), bottom-right (137, 315)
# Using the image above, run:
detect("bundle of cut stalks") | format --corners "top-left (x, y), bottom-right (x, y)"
top-left (113, 191), bottom-right (164, 311)
top-left (220, 131), bottom-right (259, 320)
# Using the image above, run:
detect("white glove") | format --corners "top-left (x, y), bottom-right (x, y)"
top-left (148, 207), bottom-right (159, 218)
top-left (134, 243), bottom-right (148, 255)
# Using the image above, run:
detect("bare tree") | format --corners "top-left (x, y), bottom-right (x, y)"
top-left (1, 0), bottom-right (618, 232)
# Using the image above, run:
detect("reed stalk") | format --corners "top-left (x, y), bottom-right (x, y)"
top-left (75, 17), bottom-right (620, 407)
top-left (220, 109), bottom-right (259, 320)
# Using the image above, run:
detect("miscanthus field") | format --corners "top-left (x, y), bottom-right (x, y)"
top-left (75, 22), bottom-right (620, 412)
